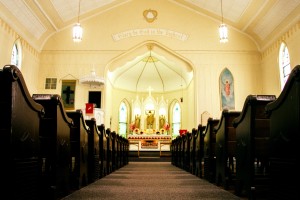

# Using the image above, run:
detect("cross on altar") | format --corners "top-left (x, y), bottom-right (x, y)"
top-left (147, 86), bottom-right (153, 96)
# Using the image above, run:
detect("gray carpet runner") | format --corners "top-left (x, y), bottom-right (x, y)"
top-left (62, 162), bottom-right (242, 200)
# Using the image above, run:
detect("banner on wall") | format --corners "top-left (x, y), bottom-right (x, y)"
top-left (85, 103), bottom-right (94, 114)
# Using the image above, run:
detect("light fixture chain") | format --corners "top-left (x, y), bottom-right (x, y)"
top-left (78, 0), bottom-right (81, 23)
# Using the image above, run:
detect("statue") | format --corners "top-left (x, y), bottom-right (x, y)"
top-left (134, 114), bottom-right (140, 129)
top-left (159, 115), bottom-right (165, 129)
top-left (146, 111), bottom-right (154, 129)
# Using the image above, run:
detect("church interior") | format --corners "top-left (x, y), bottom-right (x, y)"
top-left (1, 0), bottom-right (300, 199)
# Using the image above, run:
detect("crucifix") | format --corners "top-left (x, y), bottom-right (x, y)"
top-left (63, 86), bottom-right (74, 104)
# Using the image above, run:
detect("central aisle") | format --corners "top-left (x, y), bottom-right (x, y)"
top-left (62, 162), bottom-right (241, 200)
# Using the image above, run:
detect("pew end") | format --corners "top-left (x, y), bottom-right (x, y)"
top-left (265, 65), bottom-right (300, 199)
top-left (1, 65), bottom-right (45, 200)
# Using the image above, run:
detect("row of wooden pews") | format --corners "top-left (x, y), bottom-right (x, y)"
top-left (172, 65), bottom-right (300, 199)
top-left (0, 65), bottom-right (130, 200)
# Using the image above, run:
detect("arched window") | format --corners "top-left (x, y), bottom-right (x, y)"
top-left (172, 102), bottom-right (181, 139)
top-left (118, 102), bottom-right (128, 138)
top-left (279, 42), bottom-right (291, 90)
top-left (11, 40), bottom-right (22, 69)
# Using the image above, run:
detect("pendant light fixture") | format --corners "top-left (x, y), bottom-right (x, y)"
top-left (219, 0), bottom-right (228, 43)
top-left (73, 0), bottom-right (82, 42)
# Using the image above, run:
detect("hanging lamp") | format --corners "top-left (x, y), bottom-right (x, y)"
top-left (219, 0), bottom-right (228, 43)
top-left (73, 0), bottom-right (82, 42)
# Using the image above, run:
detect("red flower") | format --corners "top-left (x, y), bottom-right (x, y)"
top-left (129, 122), bottom-right (136, 131)
top-left (164, 122), bottom-right (170, 130)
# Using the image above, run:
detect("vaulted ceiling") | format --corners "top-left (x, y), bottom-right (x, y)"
top-left (1, 0), bottom-right (299, 50)
top-left (1, 0), bottom-right (299, 92)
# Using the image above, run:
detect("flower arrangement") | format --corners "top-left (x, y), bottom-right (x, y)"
top-left (134, 128), bottom-right (140, 134)
top-left (129, 122), bottom-right (136, 133)
top-left (163, 122), bottom-right (170, 131)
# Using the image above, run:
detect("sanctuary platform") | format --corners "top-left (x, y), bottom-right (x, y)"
top-left (128, 133), bottom-right (171, 157)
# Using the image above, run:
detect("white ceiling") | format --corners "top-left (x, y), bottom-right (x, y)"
top-left (108, 42), bottom-right (193, 92)
top-left (1, 0), bottom-right (300, 92)
top-left (1, 0), bottom-right (299, 47)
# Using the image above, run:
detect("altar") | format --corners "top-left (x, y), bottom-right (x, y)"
top-left (128, 134), bottom-right (171, 153)
top-left (128, 87), bottom-right (171, 153)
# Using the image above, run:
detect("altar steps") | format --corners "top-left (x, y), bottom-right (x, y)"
top-left (129, 151), bottom-right (171, 162)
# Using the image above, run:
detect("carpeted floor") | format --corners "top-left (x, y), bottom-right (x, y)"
top-left (62, 162), bottom-right (243, 200)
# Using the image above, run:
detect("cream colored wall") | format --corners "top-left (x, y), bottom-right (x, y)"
top-left (261, 23), bottom-right (300, 97)
top-left (190, 51), bottom-right (262, 120)
top-left (2, 0), bottom-right (300, 135)
top-left (1, 0), bottom-right (274, 132)
top-left (38, 51), bottom-right (113, 111)
top-left (0, 19), bottom-right (40, 94)
top-left (38, 0), bottom-right (261, 131)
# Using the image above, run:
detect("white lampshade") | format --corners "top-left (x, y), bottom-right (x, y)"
top-left (73, 23), bottom-right (83, 42)
top-left (219, 23), bottom-right (228, 43)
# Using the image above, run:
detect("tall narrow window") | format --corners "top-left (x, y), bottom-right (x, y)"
top-left (118, 102), bottom-right (128, 138)
top-left (172, 102), bottom-right (181, 139)
top-left (279, 42), bottom-right (291, 90)
top-left (11, 40), bottom-right (22, 69)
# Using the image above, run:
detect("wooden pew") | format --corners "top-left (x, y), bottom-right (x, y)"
top-left (0, 65), bottom-right (44, 200)
top-left (122, 137), bottom-right (129, 166)
top-left (232, 95), bottom-right (276, 198)
top-left (189, 128), bottom-right (198, 175)
top-left (117, 134), bottom-right (123, 169)
top-left (66, 109), bottom-right (90, 190)
top-left (84, 118), bottom-right (100, 183)
top-left (106, 128), bottom-right (113, 174)
top-left (184, 131), bottom-right (192, 172)
top-left (215, 109), bottom-right (241, 189)
top-left (194, 124), bottom-right (206, 177)
top-left (97, 124), bottom-right (108, 177)
top-left (175, 135), bottom-right (182, 168)
top-left (265, 65), bottom-right (300, 200)
top-left (203, 118), bottom-right (219, 182)
top-left (32, 94), bottom-right (73, 200)
top-left (180, 134), bottom-right (187, 170)
top-left (110, 131), bottom-right (118, 171)
top-left (171, 136), bottom-right (179, 166)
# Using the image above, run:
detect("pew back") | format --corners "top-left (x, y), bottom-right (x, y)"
top-left (265, 65), bottom-right (300, 199)
top-left (215, 110), bottom-right (241, 188)
top-left (85, 118), bottom-right (101, 181)
top-left (203, 118), bottom-right (220, 183)
top-left (0, 65), bottom-right (44, 200)
top-left (97, 124), bottom-right (108, 177)
top-left (232, 95), bottom-right (276, 198)
top-left (32, 94), bottom-right (73, 199)
top-left (194, 125), bottom-right (206, 177)
top-left (66, 109), bottom-right (90, 189)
